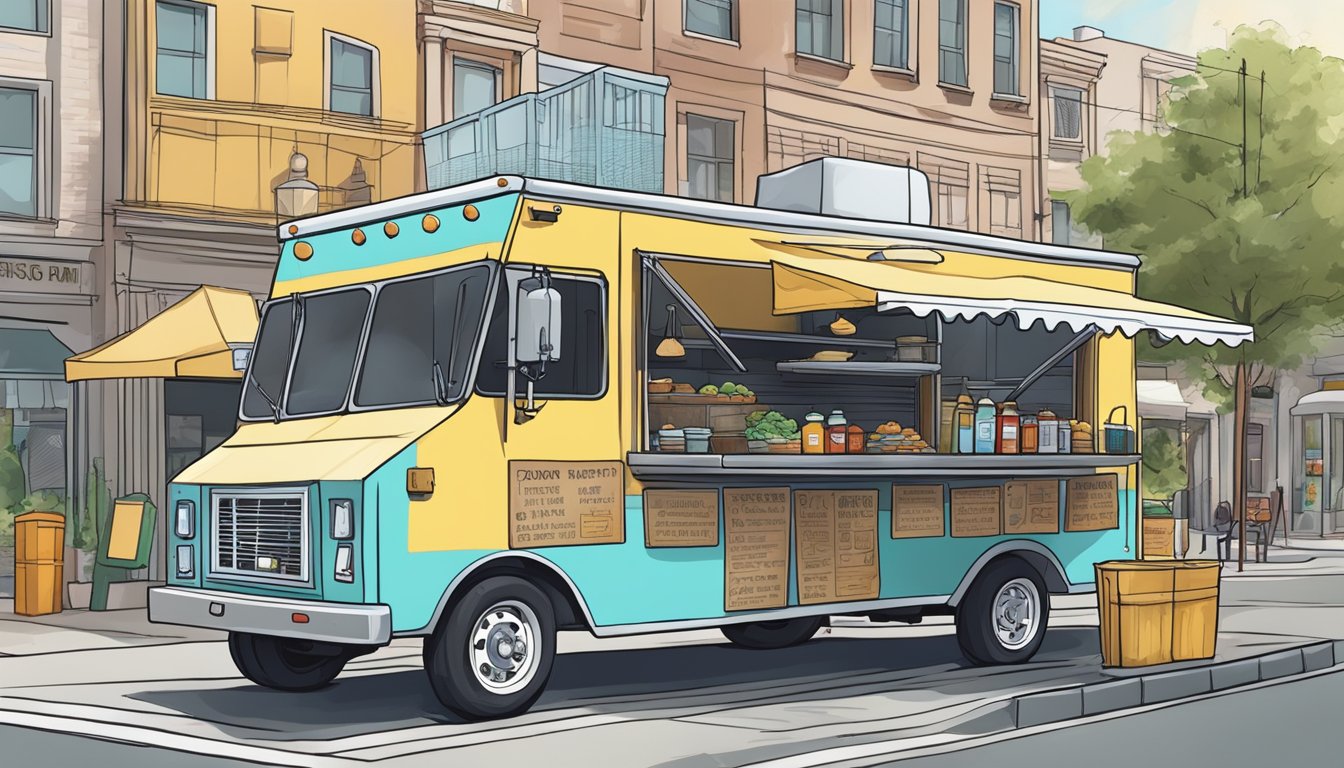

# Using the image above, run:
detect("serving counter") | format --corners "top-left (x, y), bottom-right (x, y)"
top-left (627, 452), bottom-right (1141, 480)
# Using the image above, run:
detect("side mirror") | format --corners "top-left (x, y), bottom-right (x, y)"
top-left (231, 345), bottom-right (253, 372)
top-left (516, 276), bottom-right (562, 365)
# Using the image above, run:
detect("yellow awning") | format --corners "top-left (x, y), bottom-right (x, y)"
top-left (766, 254), bottom-right (1253, 347)
top-left (65, 286), bottom-right (260, 382)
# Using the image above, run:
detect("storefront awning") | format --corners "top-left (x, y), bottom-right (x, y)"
top-left (1138, 380), bottom-right (1190, 421)
top-left (0, 329), bottom-right (75, 380)
top-left (65, 286), bottom-right (259, 382)
top-left (1291, 389), bottom-right (1344, 417)
top-left (769, 255), bottom-right (1253, 347)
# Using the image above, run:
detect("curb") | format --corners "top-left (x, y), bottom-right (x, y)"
top-left (1009, 640), bottom-right (1342, 728)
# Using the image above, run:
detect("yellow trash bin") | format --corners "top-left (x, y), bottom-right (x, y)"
top-left (1095, 560), bottom-right (1220, 668)
top-left (15, 511), bottom-right (65, 617)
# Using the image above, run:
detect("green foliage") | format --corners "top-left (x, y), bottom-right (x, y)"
top-left (72, 457), bottom-right (112, 552)
top-left (1068, 25), bottom-right (1344, 394)
top-left (1142, 429), bottom-right (1189, 500)
top-left (0, 409), bottom-right (24, 547)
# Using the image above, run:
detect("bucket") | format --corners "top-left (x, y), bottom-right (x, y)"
top-left (1104, 406), bottom-right (1136, 454)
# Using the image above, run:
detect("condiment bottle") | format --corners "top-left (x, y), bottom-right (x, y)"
top-left (1037, 410), bottom-right (1059, 454)
top-left (826, 410), bottom-right (848, 454)
top-left (955, 394), bottom-right (975, 454)
top-left (1020, 414), bottom-right (1039, 454)
top-left (846, 423), bottom-right (865, 454)
top-left (997, 401), bottom-right (1020, 454)
top-left (802, 412), bottom-right (826, 454)
top-left (1059, 420), bottom-right (1072, 453)
top-left (974, 398), bottom-right (997, 454)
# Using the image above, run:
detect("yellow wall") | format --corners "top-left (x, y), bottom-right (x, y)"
top-left (124, 0), bottom-right (419, 222)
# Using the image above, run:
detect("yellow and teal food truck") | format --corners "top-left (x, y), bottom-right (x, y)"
top-left (149, 164), bottom-right (1251, 720)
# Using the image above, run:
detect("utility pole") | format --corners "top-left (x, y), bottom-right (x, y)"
top-left (1238, 57), bottom-right (1249, 572)
top-left (1240, 58), bottom-right (1249, 199)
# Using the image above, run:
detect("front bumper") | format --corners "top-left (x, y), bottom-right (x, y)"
top-left (149, 586), bottom-right (392, 645)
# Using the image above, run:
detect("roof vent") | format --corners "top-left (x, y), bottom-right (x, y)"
top-left (754, 158), bottom-right (931, 226)
top-left (1073, 26), bottom-right (1105, 42)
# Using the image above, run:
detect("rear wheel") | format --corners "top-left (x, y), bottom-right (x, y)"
top-left (227, 632), bottom-right (354, 691)
top-left (424, 576), bottom-right (556, 720)
top-left (955, 558), bottom-right (1049, 665)
top-left (721, 616), bottom-right (825, 649)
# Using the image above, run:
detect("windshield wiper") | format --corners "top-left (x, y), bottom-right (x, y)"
top-left (431, 360), bottom-right (449, 406)
top-left (246, 371), bottom-right (282, 424)
top-left (431, 282), bottom-right (472, 407)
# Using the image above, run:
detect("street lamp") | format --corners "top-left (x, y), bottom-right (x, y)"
top-left (274, 151), bottom-right (319, 219)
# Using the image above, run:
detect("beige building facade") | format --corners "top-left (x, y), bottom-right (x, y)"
top-left (426, 0), bottom-right (1045, 239)
top-left (1039, 37), bottom-right (1104, 247)
top-left (0, 0), bottom-right (103, 563)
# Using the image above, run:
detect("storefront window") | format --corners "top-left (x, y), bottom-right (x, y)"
top-left (1247, 422), bottom-right (1264, 493)
top-left (0, 378), bottom-right (69, 521)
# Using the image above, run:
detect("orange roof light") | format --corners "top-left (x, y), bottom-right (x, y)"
top-left (293, 242), bottom-right (313, 261)
top-left (287, 224), bottom-right (298, 235)
top-left (463, 205), bottom-right (479, 221)
top-left (422, 214), bottom-right (440, 233)
top-left (384, 221), bottom-right (399, 238)
top-left (496, 177), bottom-right (508, 187)
top-left (352, 228), bottom-right (366, 245)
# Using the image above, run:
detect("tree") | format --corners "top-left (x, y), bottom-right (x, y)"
top-left (1066, 25), bottom-right (1344, 570)
top-left (1142, 428), bottom-right (1189, 501)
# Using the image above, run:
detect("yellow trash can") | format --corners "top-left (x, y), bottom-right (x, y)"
top-left (1095, 560), bottom-right (1220, 668)
top-left (14, 511), bottom-right (65, 616)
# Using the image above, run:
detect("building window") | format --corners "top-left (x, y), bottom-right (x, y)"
top-left (686, 114), bottom-right (734, 203)
top-left (0, 87), bottom-right (37, 218)
top-left (1247, 422), bottom-right (1264, 493)
top-left (0, 0), bottom-right (48, 33)
top-left (938, 0), bottom-right (967, 87)
top-left (328, 35), bottom-right (377, 116)
top-left (993, 2), bottom-right (1019, 96)
top-left (156, 0), bottom-right (212, 99)
top-left (874, 0), bottom-right (908, 69)
top-left (685, 0), bottom-right (736, 41)
top-left (796, 0), bottom-right (844, 62)
top-left (1052, 201), bottom-right (1071, 245)
top-left (1052, 86), bottom-right (1083, 140)
top-left (453, 59), bottom-right (501, 119)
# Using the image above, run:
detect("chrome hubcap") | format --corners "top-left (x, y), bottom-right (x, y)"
top-left (993, 578), bottom-right (1040, 650)
top-left (471, 601), bottom-right (540, 695)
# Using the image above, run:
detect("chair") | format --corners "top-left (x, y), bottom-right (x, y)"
top-left (1249, 487), bottom-right (1285, 563)
top-left (1212, 501), bottom-right (1237, 562)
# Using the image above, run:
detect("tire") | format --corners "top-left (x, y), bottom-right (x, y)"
top-left (721, 616), bottom-right (825, 649)
top-left (227, 632), bottom-right (352, 691)
top-left (424, 576), bottom-right (556, 721)
top-left (955, 557), bottom-right (1050, 666)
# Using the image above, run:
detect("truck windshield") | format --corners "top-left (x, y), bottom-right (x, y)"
top-left (354, 264), bottom-right (493, 408)
top-left (240, 262), bottom-right (494, 421)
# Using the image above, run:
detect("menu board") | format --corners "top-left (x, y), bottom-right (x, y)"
top-left (951, 487), bottom-right (1003, 537)
top-left (724, 488), bottom-right (791, 611)
top-left (794, 490), bottom-right (880, 605)
top-left (644, 489), bottom-right (719, 547)
top-left (508, 461), bottom-right (625, 548)
top-left (1142, 517), bottom-right (1174, 557)
top-left (892, 485), bottom-right (946, 539)
top-left (1004, 480), bottom-right (1061, 535)
top-left (1065, 474), bottom-right (1120, 531)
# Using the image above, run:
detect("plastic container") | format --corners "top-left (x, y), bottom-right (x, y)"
top-left (955, 394), bottom-right (975, 454)
top-left (802, 412), bottom-right (826, 454)
top-left (826, 410), bottom-right (848, 454)
top-left (658, 428), bottom-right (685, 453)
top-left (1020, 415), bottom-right (1039, 454)
top-left (1104, 406), bottom-right (1136, 454)
top-left (1037, 410), bottom-right (1059, 454)
top-left (710, 432), bottom-right (749, 454)
top-left (684, 427), bottom-right (712, 454)
top-left (846, 423), bottom-right (865, 454)
top-left (997, 401), bottom-right (1020, 454)
top-left (1059, 420), bottom-right (1072, 453)
top-left (973, 398), bottom-right (997, 454)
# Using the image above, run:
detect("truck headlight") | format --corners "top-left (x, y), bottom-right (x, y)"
top-left (334, 543), bottom-right (354, 583)
top-left (176, 544), bottom-right (194, 577)
top-left (175, 500), bottom-right (195, 539)
top-left (330, 499), bottom-right (354, 540)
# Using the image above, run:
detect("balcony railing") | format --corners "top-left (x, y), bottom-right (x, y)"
top-left (423, 67), bottom-right (668, 194)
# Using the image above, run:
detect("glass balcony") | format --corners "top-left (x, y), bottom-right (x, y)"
top-left (423, 66), bottom-right (668, 194)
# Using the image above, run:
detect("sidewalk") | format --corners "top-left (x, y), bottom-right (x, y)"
top-left (0, 597), bottom-right (221, 656)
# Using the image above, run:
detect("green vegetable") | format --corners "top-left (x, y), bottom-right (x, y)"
top-left (699, 384), bottom-right (719, 395)
top-left (720, 382), bottom-right (738, 395)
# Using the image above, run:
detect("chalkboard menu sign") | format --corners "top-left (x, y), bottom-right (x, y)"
top-left (724, 488), bottom-right (791, 611)
top-left (508, 461), bottom-right (625, 548)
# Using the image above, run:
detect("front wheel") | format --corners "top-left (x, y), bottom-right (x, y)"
top-left (227, 632), bottom-right (354, 691)
top-left (721, 616), bottom-right (825, 649)
top-left (954, 558), bottom-right (1050, 665)
top-left (424, 576), bottom-right (557, 720)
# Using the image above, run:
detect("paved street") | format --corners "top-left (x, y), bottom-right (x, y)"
top-left (0, 543), bottom-right (1341, 767)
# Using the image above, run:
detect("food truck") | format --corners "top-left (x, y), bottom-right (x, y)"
top-left (148, 163), bottom-right (1252, 720)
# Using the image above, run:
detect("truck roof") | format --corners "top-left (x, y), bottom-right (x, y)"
top-left (277, 176), bottom-right (1140, 272)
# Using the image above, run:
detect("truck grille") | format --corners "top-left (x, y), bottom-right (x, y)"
top-left (211, 490), bottom-right (309, 582)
